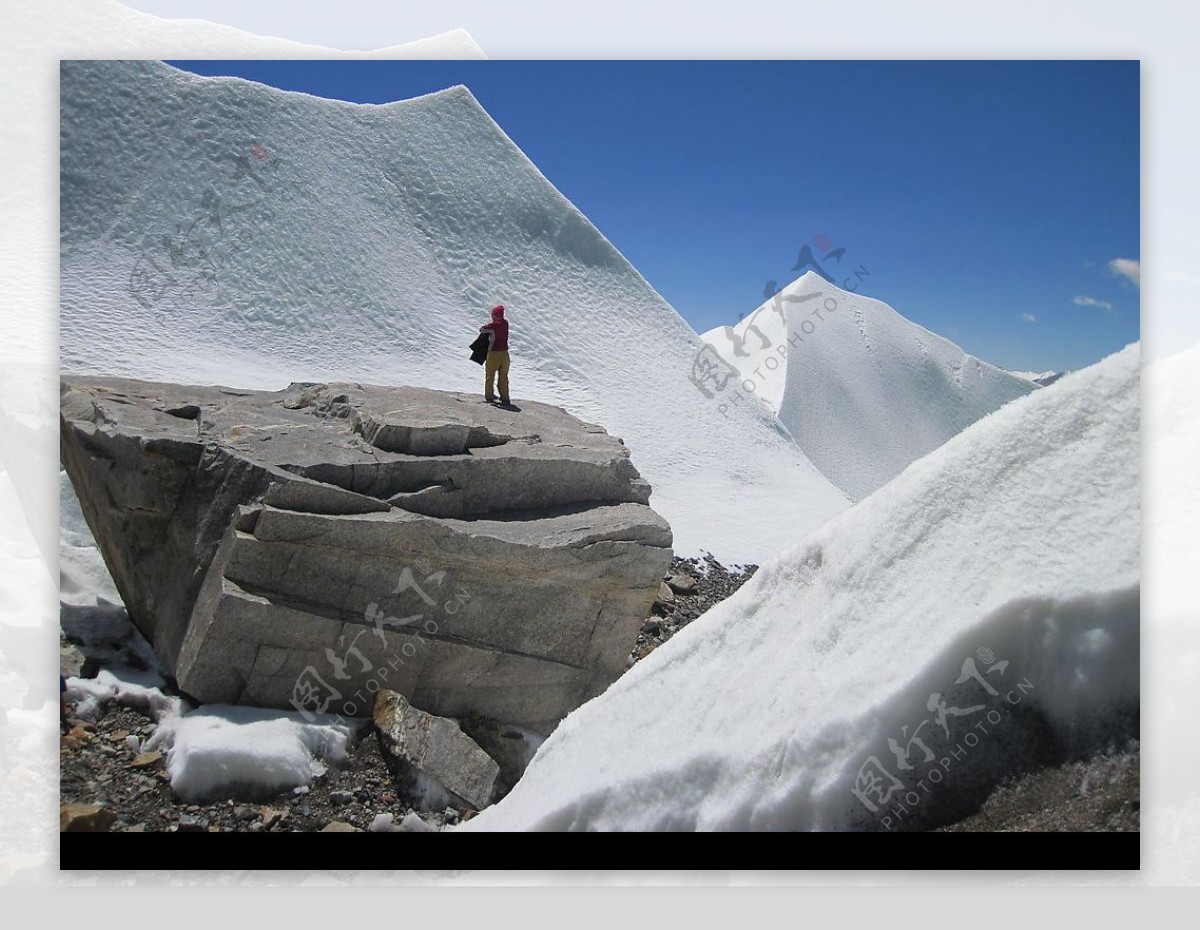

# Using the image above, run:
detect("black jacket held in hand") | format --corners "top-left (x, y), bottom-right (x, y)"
top-left (468, 332), bottom-right (491, 365)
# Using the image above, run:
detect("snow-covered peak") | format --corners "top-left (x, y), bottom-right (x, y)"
top-left (702, 272), bottom-right (1035, 500)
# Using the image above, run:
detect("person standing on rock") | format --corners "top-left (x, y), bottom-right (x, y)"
top-left (479, 304), bottom-right (511, 405)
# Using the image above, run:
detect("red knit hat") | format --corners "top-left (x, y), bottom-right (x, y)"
top-left (491, 304), bottom-right (505, 318)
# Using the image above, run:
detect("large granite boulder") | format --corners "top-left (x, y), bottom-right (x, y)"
top-left (60, 376), bottom-right (672, 735)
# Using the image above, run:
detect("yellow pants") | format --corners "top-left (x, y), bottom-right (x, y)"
top-left (484, 350), bottom-right (510, 402)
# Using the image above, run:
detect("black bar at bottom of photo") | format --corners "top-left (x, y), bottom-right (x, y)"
top-left (60, 830), bottom-right (1140, 873)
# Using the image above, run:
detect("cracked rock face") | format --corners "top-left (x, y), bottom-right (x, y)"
top-left (60, 377), bottom-right (673, 735)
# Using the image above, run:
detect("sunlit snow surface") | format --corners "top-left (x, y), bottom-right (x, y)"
top-left (466, 344), bottom-right (1139, 831)
top-left (59, 59), bottom-right (849, 563)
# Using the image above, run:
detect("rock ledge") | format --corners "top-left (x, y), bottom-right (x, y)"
top-left (61, 376), bottom-right (672, 734)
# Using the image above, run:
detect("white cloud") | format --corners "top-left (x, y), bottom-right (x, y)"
top-left (1108, 258), bottom-right (1140, 287)
top-left (1073, 295), bottom-right (1114, 311)
top-left (1022, 312), bottom-right (1037, 323)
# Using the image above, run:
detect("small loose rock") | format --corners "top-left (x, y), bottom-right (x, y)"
top-left (666, 573), bottom-right (698, 596)
top-left (61, 803), bottom-right (116, 833)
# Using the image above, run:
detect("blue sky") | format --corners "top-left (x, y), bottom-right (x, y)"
top-left (168, 60), bottom-right (1140, 373)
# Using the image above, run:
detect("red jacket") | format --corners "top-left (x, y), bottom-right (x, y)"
top-left (480, 318), bottom-right (509, 352)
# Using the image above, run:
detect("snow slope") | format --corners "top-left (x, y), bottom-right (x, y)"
top-left (4, 0), bottom-right (484, 367)
top-left (701, 274), bottom-right (1035, 500)
top-left (465, 343), bottom-right (1139, 831)
top-left (59, 60), bottom-right (849, 562)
